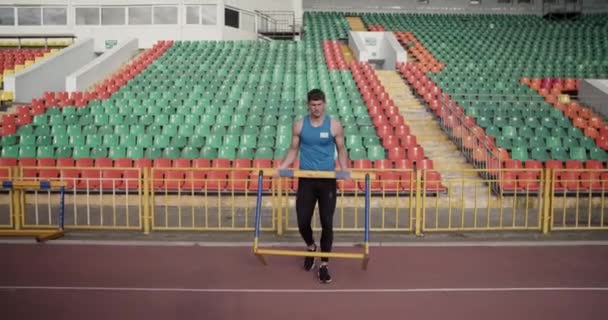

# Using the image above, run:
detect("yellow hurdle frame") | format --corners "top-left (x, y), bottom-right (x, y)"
top-left (252, 170), bottom-right (372, 270)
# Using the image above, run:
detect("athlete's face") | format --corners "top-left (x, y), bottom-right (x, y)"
top-left (308, 99), bottom-right (325, 119)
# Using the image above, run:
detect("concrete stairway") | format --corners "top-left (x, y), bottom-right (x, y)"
top-left (340, 45), bottom-right (355, 64)
top-left (346, 17), bottom-right (367, 32)
top-left (375, 69), bottom-right (494, 207)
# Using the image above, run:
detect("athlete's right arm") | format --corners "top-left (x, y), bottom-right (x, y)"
top-left (277, 120), bottom-right (302, 171)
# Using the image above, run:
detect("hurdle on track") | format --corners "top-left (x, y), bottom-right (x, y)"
top-left (253, 169), bottom-right (371, 270)
top-left (0, 180), bottom-right (66, 242)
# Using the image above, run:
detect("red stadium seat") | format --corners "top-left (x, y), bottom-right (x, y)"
top-left (518, 171), bottom-right (540, 191)
top-left (407, 146), bottom-right (425, 162)
top-left (388, 146), bottom-right (406, 160)
top-left (228, 159), bottom-right (251, 190)
top-left (37, 158), bottom-right (58, 180)
top-left (499, 171), bottom-right (519, 192)
top-left (353, 159), bottom-right (372, 169)
top-left (77, 168), bottom-right (101, 189)
top-left (182, 159), bottom-right (208, 190)
top-left (377, 171), bottom-right (401, 191)
top-left (152, 158), bottom-right (172, 189)
top-left (400, 135), bottom-right (417, 149)
top-left (417, 159), bottom-right (434, 170)
top-left (373, 159), bottom-right (393, 169)
top-left (18, 158), bottom-right (37, 180)
top-left (115, 158), bottom-right (138, 190)
top-left (0, 158), bottom-right (17, 180)
top-left (423, 170), bottom-right (445, 192)
top-left (202, 159), bottom-right (229, 191)
top-left (394, 124), bottom-right (410, 138)
top-left (382, 135), bottom-right (399, 148)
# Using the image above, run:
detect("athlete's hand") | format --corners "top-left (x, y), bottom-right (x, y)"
top-left (338, 169), bottom-right (353, 182)
top-left (272, 168), bottom-right (284, 179)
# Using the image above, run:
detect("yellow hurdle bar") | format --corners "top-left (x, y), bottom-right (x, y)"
top-left (254, 248), bottom-right (369, 270)
top-left (255, 248), bottom-right (366, 259)
top-left (6, 181), bottom-right (67, 189)
top-left (0, 229), bottom-right (65, 242)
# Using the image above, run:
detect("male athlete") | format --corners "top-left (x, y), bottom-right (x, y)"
top-left (277, 88), bottom-right (350, 283)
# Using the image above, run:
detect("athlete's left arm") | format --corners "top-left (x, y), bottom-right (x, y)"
top-left (332, 118), bottom-right (350, 171)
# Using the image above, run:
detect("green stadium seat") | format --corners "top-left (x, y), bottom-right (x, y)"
top-left (162, 146), bottom-right (180, 159)
top-left (126, 147), bottom-right (144, 159)
top-left (569, 147), bottom-right (587, 161)
top-left (109, 147), bottom-right (127, 159)
top-left (181, 146), bottom-right (200, 159)
top-left (201, 147), bottom-right (218, 158)
top-left (55, 147), bottom-right (72, 158)
top-left (91, 147), bottom-right (108, 158)
top-left (36, 145), bottom-right (54, 158)
top-left (145, 147), bottom-right (162, 158)
top-left (590, 147), bottom-right (607, 161)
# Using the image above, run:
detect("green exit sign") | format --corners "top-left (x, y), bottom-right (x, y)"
top-left (105, 40), bottom-right (118, 49)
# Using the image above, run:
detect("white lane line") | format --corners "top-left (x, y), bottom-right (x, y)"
top-left (2, 239), bottom-right (608, 247)
top-left (1, 286), bottom-right (607, 293)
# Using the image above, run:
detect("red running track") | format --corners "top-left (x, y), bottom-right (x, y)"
top-left (1, 243), bottom-right (607, 320)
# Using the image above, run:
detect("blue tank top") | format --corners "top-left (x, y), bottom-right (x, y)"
top-left (299, 115), bottom-right (335, 171)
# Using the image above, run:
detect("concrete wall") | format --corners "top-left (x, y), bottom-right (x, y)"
top-left (580, 79), bottom-right (608, 119)
top-left (222, 26), bottom-right (258, 40)
top-left (351, 32), bottom-right (382, 61)
top-left (348, 31), bottom-right (368, 62)
top-left (4, 38), bottom-right (96, 103)
top-left (66, 38), bottom-right (138, 93)
top-left (348, 31), bottom-right (406, 69)
top-left (382, 32), bottom-right (406, 70)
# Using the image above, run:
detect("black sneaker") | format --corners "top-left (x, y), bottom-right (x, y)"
top-left (304, 245), bottom-right (316, 271)
top-left (318, 265), bottom-right (332, 283)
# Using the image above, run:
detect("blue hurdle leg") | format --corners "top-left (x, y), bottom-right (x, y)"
top-left (362, 173), bottom-right (371, 270)
top-left (59, 186), bottom-right (65, 230)
top-left (253, 170), bottom-right (267, 265)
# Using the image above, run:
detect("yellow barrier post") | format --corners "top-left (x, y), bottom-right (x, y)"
top-left (415, 170), bottom-right (423, 236)
top-left (542, 168), bottom-right (553, 234)
top-left (12, 187), bottom-right (22, 230)
top-left (143, 167), bottom-right (151, 235)
top-left (277, 174), bottom-right (283, 236)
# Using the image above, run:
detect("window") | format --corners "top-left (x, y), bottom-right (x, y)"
top-left (201, 5), bottom-right (217, 25)
top-left (225, 7), bottom-right (239, 28)
top-left (76, 7), bottom-right (100, 25)
top-left (498, 0), bottom-right (512, 3)
top-left (102, 7), bottom-right (125, 25)
top-left (186, 6), bottom-right (200, 24)
top-left (129, 6), bottom-right (152, 25)
top-left (17, 7), bottom-right (41, 25)
top-left (154, 7), bottom-right (177, 24)
top-left (43, 7), bottom-right (67, 25)
top-left (418, 0), bottom-right (429, 4)
top-left (518, 0), bottom-right (532, 3)
top-left (470, 0), bottom-right (481, 4)
top-left (0, 7), bottom-right (15, 26)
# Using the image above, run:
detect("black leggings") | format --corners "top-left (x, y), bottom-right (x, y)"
top-left (296, 178), bottom-right (337, 262)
